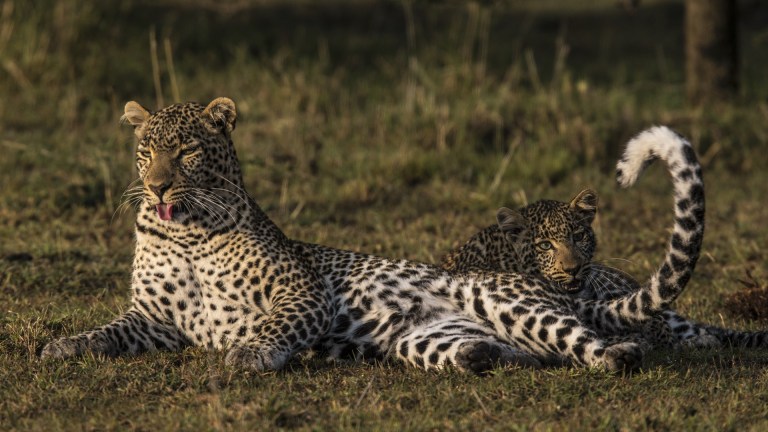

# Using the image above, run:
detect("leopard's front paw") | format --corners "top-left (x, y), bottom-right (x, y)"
top-left (40, 337), bottom-right (83, 360)
top-left (40, 335), bottom-right (114, 360)
top-left (602, 342), bottom-right (643, 372)
top-left (457, 341), bottom-right (542, 375)
top-left (225, 345), bottom-right (286, 371)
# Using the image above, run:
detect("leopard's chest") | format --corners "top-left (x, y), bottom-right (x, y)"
top-left (131, 233), bottom-right (276, 347)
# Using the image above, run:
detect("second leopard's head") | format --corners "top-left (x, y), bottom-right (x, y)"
top-left (122, 97), bottom-right (239, 222)
top-left (497, 189), bottom-right (598, 292)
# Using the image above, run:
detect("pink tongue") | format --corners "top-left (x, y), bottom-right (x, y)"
top-left (156, 203), bottom-right (173, 221)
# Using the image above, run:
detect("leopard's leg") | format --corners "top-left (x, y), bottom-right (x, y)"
top-left (602, 333), bottom-right (654, 354)
top-left (460, 280), bottom-right (643, 372)
top-left (636, 313), bottom-right (674, 349)
top-left (392, 315), bottom-right (541, 374)
top-left (224, 273), bottom-right (333, 372)
top-left (660, 310), bottom-right (768, 349)
top-left (487, 305), bottom-right (644, 372)
top-left (700, 325), bottom-right (768, 349)
top-left (657, 310), bottom-right (718, 349)
top-left (40, 307), bottom-right (188, 359)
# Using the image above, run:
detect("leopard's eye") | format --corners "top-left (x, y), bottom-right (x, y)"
top-left (180, 146), bottom-right (200, 157)
top-left (138, 150), bottom-right (151, 159)
top-left (537, 241), bottom-right (553, 251)
top-left (573, 230), bottom-right (585, 242)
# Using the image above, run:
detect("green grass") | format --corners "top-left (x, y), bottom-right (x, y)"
top-left (3, 0), bottom-right (768, 430)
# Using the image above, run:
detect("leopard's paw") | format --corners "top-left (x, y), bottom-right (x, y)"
top-left (40, 337), bottom-right (82, 360)
top-left (457, 341), bottom-right (541, 374)
top-left (601, 342), bottom-right (643, 372)
top-left (225, 345), bottom-right (287, 371)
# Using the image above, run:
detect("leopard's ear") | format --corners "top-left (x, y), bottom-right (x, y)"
top-left (202, 97), bottom-right (237, 135)
top-left (121, 101), bottom-right (151, 138)
top-left (568, 189), bottom-right (598, 225)
top-left (496, 207), bottom-right (527, 238)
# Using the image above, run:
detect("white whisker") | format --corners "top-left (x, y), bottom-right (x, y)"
top-left (189, 188), bottom-right (241, 227)
top-left (183, 191), bottom-right (224, 226)
top-left (112, 180), bottom-right (145, 224)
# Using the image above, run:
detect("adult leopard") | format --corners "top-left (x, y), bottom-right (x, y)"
top-left (443, 126), bottom-right (767, 349)
top-left (40, 100), bottom-right (702, 373)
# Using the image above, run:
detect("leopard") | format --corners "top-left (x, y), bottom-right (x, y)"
top-left (442, 126), bottom-right (768, 350)
top-left (40, 99), bottom-right (703, 375)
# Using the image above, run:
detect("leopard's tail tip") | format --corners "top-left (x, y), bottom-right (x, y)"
top-left (615, 125), bottom-right (685, 189)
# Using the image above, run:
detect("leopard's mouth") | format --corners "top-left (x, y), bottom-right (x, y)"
top-left (156, 203), bottom-right (174, 221)
top-left (154, 202), bottom-right (187, 221)
top-left (562, 281), bottom-right (583, 293)
top-left (558, 277), bottom-right (584, 293)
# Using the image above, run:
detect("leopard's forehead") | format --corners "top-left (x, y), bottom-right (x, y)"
top-left (143, 102), bottom-right (207, 150)
top-left (521, 200), bottom-right (579, 239)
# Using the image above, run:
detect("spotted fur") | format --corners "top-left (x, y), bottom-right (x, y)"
top-left (443, 126), bottom-right (767, 349)
top-left (40, 103), bottom-right (702, 374)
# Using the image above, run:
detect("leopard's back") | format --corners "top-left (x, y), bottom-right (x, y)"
top-left (440, 225), bottom-right (518, 273)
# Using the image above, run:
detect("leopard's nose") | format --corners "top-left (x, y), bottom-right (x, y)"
top-left (563, 264), bottom-right (581, 277)
top-left (149, 181), bottom-right (172, 201)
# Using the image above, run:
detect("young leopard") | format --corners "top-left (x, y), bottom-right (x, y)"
top-left (443, 126), bottom-right (768, 349)
top-left (40, 100), bottom-right (701, 374)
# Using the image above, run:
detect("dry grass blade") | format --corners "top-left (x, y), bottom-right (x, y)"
top-left (149, 26), bottom-right (164, 109)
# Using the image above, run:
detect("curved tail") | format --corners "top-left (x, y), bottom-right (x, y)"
top-left (582, 126), bottom-right (705, 325)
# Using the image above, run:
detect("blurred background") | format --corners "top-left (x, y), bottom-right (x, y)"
top-left (3, 0), bottom-right (768, 294)
top-left (4, 0), bottom-right (768, 300)
top-left (2, 0), bottom-right (766, 222)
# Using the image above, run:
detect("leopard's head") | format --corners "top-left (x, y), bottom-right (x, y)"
top-left (496, 189), bottom-right (598, 292)
top-left (122, 97), bottom-right (239, 222)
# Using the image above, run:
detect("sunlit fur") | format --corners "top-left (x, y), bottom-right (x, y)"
top-left (40, 107), bottom-right (706, 373)
top-left (444, 127), bottom-right (768, 350)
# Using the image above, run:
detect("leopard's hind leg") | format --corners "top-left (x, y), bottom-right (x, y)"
top-left (393, 315), bottom-right (541, 374)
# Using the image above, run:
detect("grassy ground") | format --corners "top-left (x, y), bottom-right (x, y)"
top-left (3, 0), bottom-right (768, 430)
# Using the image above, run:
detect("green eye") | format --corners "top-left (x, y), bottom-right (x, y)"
top-left (537, 241), bottom-right (553, 251)
top-left (138, 150), bottom-right (151, 158)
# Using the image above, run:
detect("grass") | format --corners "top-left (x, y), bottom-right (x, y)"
top-left (3, 0), bottom-right (768, 430)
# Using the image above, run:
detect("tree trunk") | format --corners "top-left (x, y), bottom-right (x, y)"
top-left (685, 0), bottom-right (738, 104)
